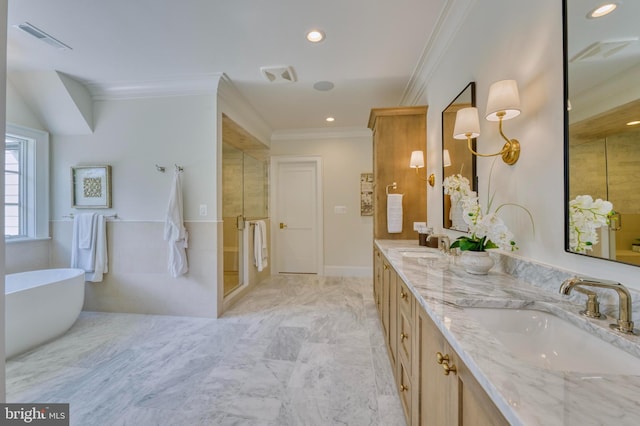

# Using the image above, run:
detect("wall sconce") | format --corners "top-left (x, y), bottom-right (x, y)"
top-left (453, 79), bottom-right (521, 165)
top-left (409, 150), bottom-right (436, 187)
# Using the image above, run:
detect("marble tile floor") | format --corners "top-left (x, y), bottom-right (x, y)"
top-left (7, 275), bottom-right (405, 426)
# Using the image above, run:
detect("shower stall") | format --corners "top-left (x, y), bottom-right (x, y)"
top-left (222, 115), bottom-right (270, 296)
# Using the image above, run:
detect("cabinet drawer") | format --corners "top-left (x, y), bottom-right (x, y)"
top-left (398, 356), bottom-right (412, 423)
top-left (398, 307), bottom-right (412, 364)
top-left (398, 279), bottom-right (413, 323)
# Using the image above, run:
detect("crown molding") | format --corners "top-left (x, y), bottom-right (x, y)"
top-left (401, 0), bottom-right (477, 106)
top-left (87, 73), bottom-right (223, 100)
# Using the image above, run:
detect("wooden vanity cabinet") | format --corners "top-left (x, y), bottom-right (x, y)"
top-left (368, 106), bottom-right (427, 240)
top-left (415, 307), bottom-right (508, 426)
top-left (382, 260), bottom-right (398, 367)
top-left (396, 278), bottom-right (415, 422)
top-left (373, 247), bottom-right (508, 426)
top-left (373, 248), bottom-right (382, 315)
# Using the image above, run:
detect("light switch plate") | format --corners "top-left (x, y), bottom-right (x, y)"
top-left (334, 206), bottom-right (347, 214)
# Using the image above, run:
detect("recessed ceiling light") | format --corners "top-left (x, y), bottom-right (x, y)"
top-left (588, 3), bottom-right (618, 18)
top-left (313, 81), bottom-right (334, 91)
top-left (626, 120), bottom-right (640, 126)
top-left (326, 117), bottom-right (335, 122)
top-left (306, 30), bottom-right (325, 43)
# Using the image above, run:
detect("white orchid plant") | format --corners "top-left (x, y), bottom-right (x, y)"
top-left (568, 195), bottom-right (614, 254)
top-left (443, 174), bottom-right (473, 204)
top-left (444, 163), bottom-right (534, 252)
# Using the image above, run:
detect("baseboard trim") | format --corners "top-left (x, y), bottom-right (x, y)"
top-left (323, 266), bottom-right (373, 277)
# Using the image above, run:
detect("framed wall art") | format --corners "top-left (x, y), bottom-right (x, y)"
top-left (71, 165), bottom-right (112, 208)
top-left (360, 172), bottom-right (373, 216)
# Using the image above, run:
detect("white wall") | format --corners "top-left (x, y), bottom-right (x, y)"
top-left (422, 0), bottom-right (640, 289)
top-left (50, 94), bottom-right (221, 317)
top-left (0, 0), bottom-right (7, 402)
top-left (5, 79), bottom-right (50, 272)
top-left (270, 131), bottom-right (374, 276)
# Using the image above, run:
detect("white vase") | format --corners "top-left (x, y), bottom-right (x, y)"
top-left (460, 251), bottom-right (495, 275)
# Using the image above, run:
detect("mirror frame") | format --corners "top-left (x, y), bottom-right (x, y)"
top-left (441, 82), bottom-right (478, 231)
top-left (562, 0), bottom-right (640, 267)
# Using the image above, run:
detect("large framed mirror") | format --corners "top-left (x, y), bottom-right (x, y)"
top-left (442, 82), bottom-right (478, 231)
top-left (564, 0), bottom-right (640, 266)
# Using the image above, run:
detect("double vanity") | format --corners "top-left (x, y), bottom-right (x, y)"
top-left (374, 240), bottom-right (640, 425)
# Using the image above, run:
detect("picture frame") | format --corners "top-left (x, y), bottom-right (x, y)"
top-left (71, 165), bottom-right (112, 208)
top-left (360, 172), bottom-right (374, 216)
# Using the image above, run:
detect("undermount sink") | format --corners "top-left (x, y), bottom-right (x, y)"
top-left (393, 249), bottom-right (442, 259)
top-left (464, 307), bottom-right (640, 375)
top-left (400, 252), bottom-right (441, 259)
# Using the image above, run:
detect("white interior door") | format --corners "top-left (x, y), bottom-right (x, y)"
top-left (274, 158), bottom-right (322, 274)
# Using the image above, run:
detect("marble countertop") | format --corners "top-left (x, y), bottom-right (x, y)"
top-left (375, 240), bottom-right (640, 426)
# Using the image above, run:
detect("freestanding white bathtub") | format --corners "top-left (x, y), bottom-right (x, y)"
top-left (5, 268), bottom-right (85, 359)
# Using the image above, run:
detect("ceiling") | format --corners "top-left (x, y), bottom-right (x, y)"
top-left (6, 0), bottom-right (448, 133)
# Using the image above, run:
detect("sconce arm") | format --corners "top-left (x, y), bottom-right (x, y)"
top-left (464, 115), bottom-right (520, 166)
top-left (413, 167), bottom-right (436, 187)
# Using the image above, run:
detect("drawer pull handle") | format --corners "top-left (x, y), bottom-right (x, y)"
top-left (400, 332), bottom-right (409, 341)
top-left (400, 291), bottom-right (408, 299)
top-left (400, 384), bottom-right (408, 392)
top-left (436, 352), bottom-right (457, 376)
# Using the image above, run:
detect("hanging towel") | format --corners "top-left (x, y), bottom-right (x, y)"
top-left (387, 194), bottom-right (403, 233)
top-left (164, 169), bottom-right (189, 277)
top-left (254, 220), bottom-right (268, 272)
top-left (71, 213), bottom-right (109, 282)
top-left (77, 213), bottom-right (96, 249)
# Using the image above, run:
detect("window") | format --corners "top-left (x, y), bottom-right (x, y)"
top-left (4, 124), bottom-right (49, 241)
top-left (5, 136), bottom-right (26, 237)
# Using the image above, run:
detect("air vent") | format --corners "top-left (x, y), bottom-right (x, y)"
top-left (260, 66), bottom-right (297, 83)
top-left (570, 38), bottom-right (637, 62)
top-left (16, 22), bottom-right (72, 50)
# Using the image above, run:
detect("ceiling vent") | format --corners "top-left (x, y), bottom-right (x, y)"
top-left (260, 66), bottom-right (297, 83)
top-left (570, 38), bottom-right (637, 62)
top-left (16, 22), bottom-right (72, 50)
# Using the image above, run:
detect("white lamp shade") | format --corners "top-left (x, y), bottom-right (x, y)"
top-left (453, 107), bottom-right (481, 140)
top-left (410, 150), bottom-right (424, 168)
top-left (443, 149), bottom-right (452, 167)
top-left (485, 79), bottom-right (521, 121)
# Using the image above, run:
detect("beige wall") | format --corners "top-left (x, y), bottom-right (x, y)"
top-left (270, 132), bottom-right (374, 276)
top-left (50, 221), bottom-right (218, 316)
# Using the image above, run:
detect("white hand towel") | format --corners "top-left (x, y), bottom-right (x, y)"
top-left (71, 213), bottom-right (108, 282)
top-left (164, 169), bottom-right (189, 278)
top-left (86, 214), bottom-right (108, 282)
top-left (71, 213), bottom-right (97, 272)
top-left (77, 213), bottom-right (96, 249)
top-left (254, 220), bottom-right (268, 272)
top-left (387, 194), bottom-right (403, 233)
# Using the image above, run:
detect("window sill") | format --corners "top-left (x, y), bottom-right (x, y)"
top-left (5, 237), bottom-right (51, 245)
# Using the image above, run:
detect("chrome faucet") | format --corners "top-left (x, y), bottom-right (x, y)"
top-left (427, 234), bottom-right (450, 254)
top-left (560, 276), bottom-right (636, 334)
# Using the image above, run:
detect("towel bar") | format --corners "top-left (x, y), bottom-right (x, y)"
top-left (64, 213), bottom-right (118, 220)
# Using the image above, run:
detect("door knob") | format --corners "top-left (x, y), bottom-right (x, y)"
top-left (280, 222), bottom-right (287, 229)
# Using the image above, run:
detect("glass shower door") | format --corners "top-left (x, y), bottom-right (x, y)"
top-left (222, 143), bottom-right (244, 296)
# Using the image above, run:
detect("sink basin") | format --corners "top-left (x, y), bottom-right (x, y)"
top-left (400, 251), bottom-right (441, 259)
top-left (392, 249), bottom-right (441, 259)
top-left (464, 307), bottom-right (640, 375)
